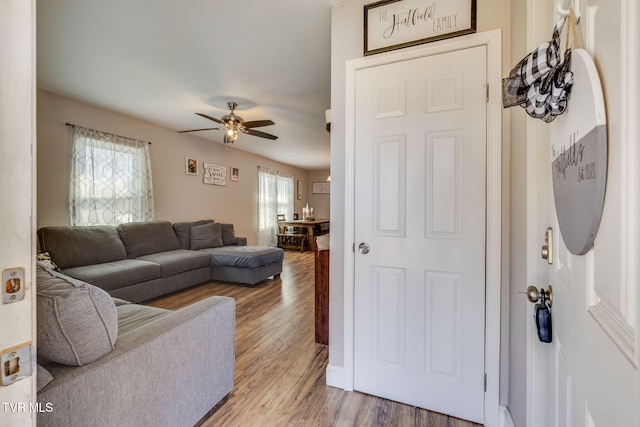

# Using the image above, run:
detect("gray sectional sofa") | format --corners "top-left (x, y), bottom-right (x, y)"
top-left (36, 264), bottom-right (235, 427)
top-left (37, 220), bottom-right (284, 303)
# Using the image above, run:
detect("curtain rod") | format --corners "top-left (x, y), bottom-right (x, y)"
top-left (65, 122), bottom-right (152, 144)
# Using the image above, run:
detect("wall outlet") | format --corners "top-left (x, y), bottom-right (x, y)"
top-left (2, 267), bottom-right (25, 304)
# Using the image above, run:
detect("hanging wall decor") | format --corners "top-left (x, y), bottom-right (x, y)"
top-left (550, 48), bottom-right (607, 255)
top-left (203, 163), bottom-right (227, 186)
top-left (502, 15), bottom-right (574, 123)
top-left (186, 157), bottom-right (198, 175)
top-left (364, 0), bottom-right (476, 56)
top-left (312, 182), bottom-right (331, 194)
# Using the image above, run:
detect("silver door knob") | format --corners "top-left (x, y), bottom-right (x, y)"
top-left (358, 242), bottom-right (370, 254)
top-left (520, 285), bottom-right (553, 307)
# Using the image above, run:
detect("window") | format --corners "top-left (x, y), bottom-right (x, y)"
top-left (70, 126), bottom-right (154, 226)
top-left (258, 167), bottom-right (294, 246)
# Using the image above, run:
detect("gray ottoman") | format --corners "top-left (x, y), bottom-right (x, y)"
top-left (197, 246), bottom-right (284, 285)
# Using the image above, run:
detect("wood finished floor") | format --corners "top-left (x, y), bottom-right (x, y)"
top-left (147, 251), bottom-right (482, 427)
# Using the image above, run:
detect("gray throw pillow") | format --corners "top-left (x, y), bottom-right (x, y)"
top-left (36, 265), bottom-right (118, 366)
top-left (172, 220), bottom-right (214, 249)
top-left (191, 222), bottom-right (223, 250)
top-left (220, 224), bottom-right (237, 246)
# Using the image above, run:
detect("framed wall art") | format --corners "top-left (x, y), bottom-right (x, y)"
top-left (312, 182), bottom-right (331, 194)
top-left (203, 163), bottom-right (227, 186)
top-left (186, 157), bottom-right (198, 175)
top-left (364, 0), bottom-right (477, 56)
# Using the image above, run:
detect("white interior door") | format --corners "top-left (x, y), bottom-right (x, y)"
top-left (527, 4), bottom-right (640, 426)
top-left (529, 124), bottom-right (639, 426)
top-left (353, 45), bottom-right (487, 424)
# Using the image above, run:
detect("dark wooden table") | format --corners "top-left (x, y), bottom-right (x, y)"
top-left (277, 219), bottom-right (329, 252)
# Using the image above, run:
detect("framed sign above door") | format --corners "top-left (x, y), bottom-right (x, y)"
top-left (364, 0), bottom-right (477, 56)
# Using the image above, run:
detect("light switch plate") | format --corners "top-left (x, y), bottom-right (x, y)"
top-left (2, 267), bottom-right (25, 304)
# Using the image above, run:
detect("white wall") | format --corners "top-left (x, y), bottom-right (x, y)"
top-left (37, 90), bottom-right (311, 245)
top-left (306, 169), bottom-right (331, 220)
top-left (329, 0), bottom-right (512, 407)
top-left (0, 0), bottom-right (37, 424)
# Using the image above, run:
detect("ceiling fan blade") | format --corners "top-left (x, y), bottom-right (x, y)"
top-left (178, 127), bottom-right (222, 133)
top-left (246, 128), bottom-right (278, 140)
top-left (243, 120), bottom-right (275, 128)
top-left (195, 112), bottom-right (223, 124)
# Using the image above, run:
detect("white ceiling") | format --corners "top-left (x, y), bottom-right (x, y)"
top-left (37, 0), bottom-right (335, 170)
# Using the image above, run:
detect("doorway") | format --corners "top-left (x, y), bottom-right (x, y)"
top-left (343, 30), bottom-right (503, 426)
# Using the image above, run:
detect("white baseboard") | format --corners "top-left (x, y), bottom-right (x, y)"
top-left (325, 364), bottom-right (347, 390)
top-left (499, 405), bottom-right (516, 427)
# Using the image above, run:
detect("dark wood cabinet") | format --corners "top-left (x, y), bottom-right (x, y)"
top-left (314, 244), bottom-right (329, 345)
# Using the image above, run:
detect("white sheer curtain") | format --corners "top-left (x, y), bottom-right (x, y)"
top-left (258, 166), bottom-right (294, 246)
top-left (70, 126), bottom-right (155, 226)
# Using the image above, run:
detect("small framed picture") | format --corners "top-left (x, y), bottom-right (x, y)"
top-left (297, 180), bottom-right (303, 200)
top-left (186, 157), bottom-right (198, 175)
top-left (231, 167), bottom-right (239, 182)
top-left (277, 214), bottom-right (286, 221)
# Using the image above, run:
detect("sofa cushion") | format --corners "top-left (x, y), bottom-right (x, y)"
top-left (172, 220), bottom-right (214, 249)
top-left (37, 226), bottom-right (127, 269)
top-left (36, 265), bottom-right (118, 366)
top-left (112, 297), bottom-right (131, 306)
top-left (137, 249), bottom-right (211, 277)
top-left (117, 221), bottom-right (181, 258)
top-left (220, 224), bottom-right (237, 246)
top-left (191, 223), bottom-right (223, 250)
top-left (63, 259), bottom-right (161, 292)
top-left (116, 304), bottom-right (171, 336)
top-left (37, 364), bottom-right (54, 392)
top-left (199, 246), bottom-right (284, 268)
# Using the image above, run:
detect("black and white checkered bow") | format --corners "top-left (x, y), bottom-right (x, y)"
top-left (502, 18), bottom-right (574, 123)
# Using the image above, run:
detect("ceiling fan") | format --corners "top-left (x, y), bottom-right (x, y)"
top-left (178, 102), bottom-right (278, 144)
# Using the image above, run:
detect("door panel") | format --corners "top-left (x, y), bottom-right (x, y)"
top-left (374, 136), bottom-right (406, 236)
top-left (426, 131), bottom-right (462, 238)
top-left (354, 45), bottom-right (487, 424)
top-left (372, 267), bottom-right (405, 369)
top-left (425, 270), bottom-right (462, 380)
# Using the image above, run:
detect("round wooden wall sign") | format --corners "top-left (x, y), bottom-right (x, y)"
top-left (550, 48), bottom-right (607, 255)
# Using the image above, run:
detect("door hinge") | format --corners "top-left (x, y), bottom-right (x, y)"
top-left (486, 84), bottom-right (490, 103)
top-left (484, 372), bottom-right (487, 392)
top-left (352, 242), bottom-right (355, 253)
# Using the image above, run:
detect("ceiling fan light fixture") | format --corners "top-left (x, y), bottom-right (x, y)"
top-left (179, 101), bottom-right (277, 142)
top-left (223, 132), bottom-right (236, 145)
top-left (224, 127), bottom-right (239, 144)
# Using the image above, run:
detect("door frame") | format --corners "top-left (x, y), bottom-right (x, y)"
top-left (0, 0), bottom-right (37, 424)
top-left (342, 29), bottom-right (503, 427)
